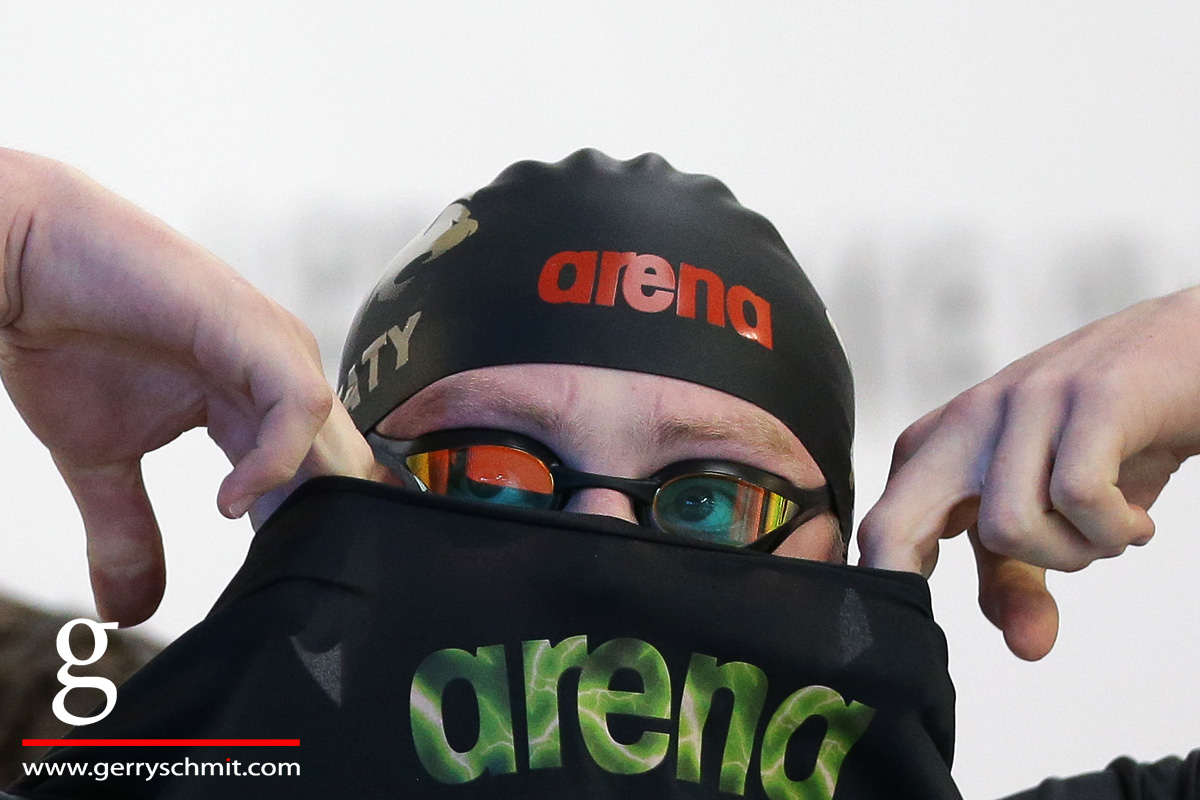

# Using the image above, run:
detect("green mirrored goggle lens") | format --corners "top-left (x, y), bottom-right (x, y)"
top-left (653, 473), bottom-right (798, 545)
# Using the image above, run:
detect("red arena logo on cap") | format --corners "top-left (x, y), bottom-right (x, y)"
top-left (537, 251), bottom-right (773, 349)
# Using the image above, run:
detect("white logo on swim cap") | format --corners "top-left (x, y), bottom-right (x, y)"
top-left (375, 202), bottom-right (478, 302)
top-left (825, 307), bottom-right (847, 354)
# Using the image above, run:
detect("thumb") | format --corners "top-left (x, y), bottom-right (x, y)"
top-left (971, 530), bottom-right (1059, 661)
top-left (54, 458), bottom-right (167, 627)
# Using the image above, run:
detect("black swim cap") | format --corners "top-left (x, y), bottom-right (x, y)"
top-left (338, 149), bottom-right (855, 541)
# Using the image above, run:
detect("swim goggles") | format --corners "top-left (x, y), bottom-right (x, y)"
top-left (366, 428), bottom-right (831, 552)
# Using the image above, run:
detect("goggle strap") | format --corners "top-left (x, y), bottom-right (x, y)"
top-left (746, 499), bottom-right (832, 553)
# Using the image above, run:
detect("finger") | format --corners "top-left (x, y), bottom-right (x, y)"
top-left (305, 401), bottom-right (381, 479)
top-left (858, 388), bottom-right (1002, 573)
top-left (1115, 446), bottom-right (1178, 512)
top-left (217, 378), bottom-right (333, 517)
top-left (191, 281), bottom-right (332, 517)
top-left (885, 404), bottom-right (947, 479)
top-left (216, 352), bottom-right (333, 520)
top-left (54, 458), bottom-right (166, 627)
top-left (975, 382), bottom-right (1099, 570)
top-left (859, 456), bottom-right (977, 574)
top-left (859, 439), bottom-right (976, 573)
top-left (971, 530), bottom-right (1059, 661)
top-left (1050, 392), bottom-right (1155, 550)
top-left (247, 402), bottom-right (382, 528)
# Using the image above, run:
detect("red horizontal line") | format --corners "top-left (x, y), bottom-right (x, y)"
top-left (23, 739), bottom-right (300, 747)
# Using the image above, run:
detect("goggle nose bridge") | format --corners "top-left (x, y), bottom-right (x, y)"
top-left (546, 466), bottom-right (662, 506)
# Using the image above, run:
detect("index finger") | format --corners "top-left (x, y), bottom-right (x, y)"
top-left (857, 388), bottom-right (1002, 573)
top-left (194, 289), bottom-right (334, 518)
top-left (214, 345), bottom-right (334, 517)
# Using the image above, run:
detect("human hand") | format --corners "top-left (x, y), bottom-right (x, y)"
top-left (0, 149), bottom-right (380, 626)
top-left (857, 287), bottom-right (1200, 660)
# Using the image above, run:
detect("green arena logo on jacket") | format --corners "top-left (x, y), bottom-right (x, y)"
top-left (410, 634), bottom-right (875, 798)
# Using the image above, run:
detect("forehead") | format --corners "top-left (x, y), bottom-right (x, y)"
top-left (375, 364), bottom-right (825, 487)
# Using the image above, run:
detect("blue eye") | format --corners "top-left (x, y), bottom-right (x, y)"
top-left (654, 476), bottom-right (741, 542)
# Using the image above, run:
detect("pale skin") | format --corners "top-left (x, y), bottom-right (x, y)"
top-left (0, 149), bottom-right (836, 627)
top-left (5, 147), bottom-right (1200, 663)
top-left (0, 149), bottom-right (379, 626)
top-left (374, 364), bottom-right (843, 562)
top-left (858, 286), bottom-right (1200, 659)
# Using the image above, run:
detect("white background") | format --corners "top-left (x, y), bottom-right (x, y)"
top-left (1, 3), bottom-right (1198, 796)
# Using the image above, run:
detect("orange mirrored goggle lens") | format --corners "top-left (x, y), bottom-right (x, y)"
top-left (405, 445), bottom-right (555, 508)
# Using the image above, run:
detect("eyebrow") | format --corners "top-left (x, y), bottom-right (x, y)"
top-left (394, 375), bottom-right (801, 463)
top-left (390, 378), bottom-right (564, 434)
top-left (650, 416), bottom-right (801, 461)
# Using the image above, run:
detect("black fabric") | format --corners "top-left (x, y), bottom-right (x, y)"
top-left (12, 478), bottom-right (955, 798)
top-left (337, 149), bottom-right (856, 540)
top-left (1002, 751), bottom-right (1200, 800)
